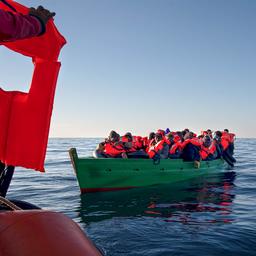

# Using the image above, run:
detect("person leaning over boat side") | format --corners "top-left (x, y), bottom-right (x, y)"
top-left (93, 141), bottom-right (108, 158)
top-left (217, 130), bottom-right (236, 166)
top-left (0, 3), bottom-right (55, 42)
top-left (223, 129), bottom-right (236, 156)
top-left (104, 131), bottom-right (127, 158)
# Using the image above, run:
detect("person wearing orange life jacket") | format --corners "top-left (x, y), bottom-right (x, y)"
top-left (173, 131), bottom-right (183, 143)
top-left (218, 131), bottom-right (229, 151)
top-left (121, 132), bottom-right (136, 153)
top-left (144, 132), bottom-right (156, 153)
top-left (103, 131), bottom-right (127, 158)
top-left (122, 132), bottom-right (148, 158)
top-left (181, 132), bottom-right (202, 149)
top-left (223, 129), bottom-right (236, 164)
top-left (156, 129), bottom-right (171, 146)
top-left (223, 129), bottom-right (236, 155)
top-left (200, 135), bottom-right (217, 161)
top-left (157, 129), bottom-right (165, 137)
top-left (215, 130), bottom-right (236, 167)
top-left (180, 132), bottom-right (201, 166)
top-left (133, 135), bottom-right (144, 150)
top-left (0, 2), bottom-right (55, 42)
top-left (148, 133), bottom-right (169, 159)
top-left (167, 133), bottom-right (183, 159)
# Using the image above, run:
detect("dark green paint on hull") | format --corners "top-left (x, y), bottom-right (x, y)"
top-left (69, 148), bottom-right (225, 193)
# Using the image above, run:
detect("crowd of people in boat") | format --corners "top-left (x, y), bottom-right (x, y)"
top-left (94, 128), bottom-right (236, 166)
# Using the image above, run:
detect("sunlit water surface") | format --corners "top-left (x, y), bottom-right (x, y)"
top-left (8, 138), bottom-right (256, 256)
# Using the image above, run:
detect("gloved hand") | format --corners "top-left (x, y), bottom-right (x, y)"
top-left (29, 5), bottom-right (55, 26)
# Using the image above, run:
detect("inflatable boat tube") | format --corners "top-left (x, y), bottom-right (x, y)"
top-left (0, 210), bottom-right (103, 256)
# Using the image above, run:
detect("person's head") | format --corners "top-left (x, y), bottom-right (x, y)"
top-left (155, 133), bottom-right (163, 142)
top-left (157, 129), bottom-right (165, 137)
top-left (96, 142), bottom-right (105, 151)
top-left (148, 132), bottom-right (155, 140)
top-left (184, 132), bottom-right (193, 140)
top-left (213, 135), bottom-right (221, 144)
top-left (124, 132), bottom-right (133, 142)
top-left (207, 129), bottom-right (212, 134)
top-left (181, 130), bottom-right (187, 137)
top-left (203, 135), bottom-right (211, 147)
top-left (166, 132), bottom-right (174, 142)
top-left (224, 129), bottom-right (229, 133)
top-left (215, 131), bottom-right (222, 138)
top-left (176, 131), bottom-right (183, 141)
top-left (108, 130), bottom-right (120, 142)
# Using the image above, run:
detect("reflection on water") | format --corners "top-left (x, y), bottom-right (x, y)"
top-left (8, 138), bottom-right (256, 256)
top-left (78, 171), bottom-right (236, 225)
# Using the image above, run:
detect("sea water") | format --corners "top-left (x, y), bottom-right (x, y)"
top-left (8, 138), bottom-right (256, 256)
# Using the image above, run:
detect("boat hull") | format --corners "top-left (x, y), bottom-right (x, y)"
top-left (69, 148), bottom-right (225, 193)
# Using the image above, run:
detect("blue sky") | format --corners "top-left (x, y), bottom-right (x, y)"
top-left (1, 0), bottom-right (255, 137)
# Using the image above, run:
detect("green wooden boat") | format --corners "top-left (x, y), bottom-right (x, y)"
top-left (69, 148), bottom-right (225, 193)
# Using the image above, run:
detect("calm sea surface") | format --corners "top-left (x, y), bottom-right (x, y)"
top-left (8, 138), bottom-right (256, 256)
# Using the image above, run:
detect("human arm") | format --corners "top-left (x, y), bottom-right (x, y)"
top-left (0, 6), bottom-right (55, 42)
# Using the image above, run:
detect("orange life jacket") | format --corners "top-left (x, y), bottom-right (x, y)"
top-left (169, 141), bottom-right (182, 155)
top-left (146, 138), bottom-right (155, 153)
top-left (133, 136), bottom-right (143, 149)
top-left (148, 140), bottom-right (165, 158)
top-left (104, 142), bottom-right (125, 157)
top-left (181, 137), bottom-right (202, 149)
top-left (222, 131), bottom-right (235, 144)
top-left (122, 135), bottom-right (143, 152)
top-left (0, 0), bottom-right (66, 171)
top-left (221, 132), bottom-right (231, 150)
top-left (173, 134), bottom-right (181, 143)
top-left (200, 142), bottom-right (216, 160)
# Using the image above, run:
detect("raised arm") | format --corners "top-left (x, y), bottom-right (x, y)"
top-left (0, 6), bottom-right (55, 42)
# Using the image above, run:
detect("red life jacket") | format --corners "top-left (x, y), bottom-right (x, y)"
top-left (145, 138), bottom-right (155, 153)
top-left (104, 142), bottom-right (125, 157)
top-left (122, 135), bottom-right (142, 152)
top-left (200, 143), bottom-right (216, 160)
top-left (148, 140), bottom-right (165, 158)
top-left (201, 131), bottom-right (208, 136)
top-left (222, 131), bottom-right (235, 143)
top-left (229, 133), bottom-right (235, 143)
top-left (133, 136), bottom-right (143, 149)
top-left (157, 129), bottom-right (165, 137)
top-left (173, 134), bottom-right (181, 143)
top-left (221, 138), bottom-right (229, 150)
top-left (163, 137), bottom-right (171, 145)
top-left (0, 0), bottom-right (66, 171)
top-left (181, 137), bottom-right (202, 149)
top-left (169, 141), bottom-right (182, 155)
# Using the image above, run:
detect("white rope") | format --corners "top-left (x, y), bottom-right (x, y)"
top-left (0, 196), bottom-right (22, 210)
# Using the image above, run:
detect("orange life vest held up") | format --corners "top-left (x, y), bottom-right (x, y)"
top-left (0, 0), bottom-right (66, 171)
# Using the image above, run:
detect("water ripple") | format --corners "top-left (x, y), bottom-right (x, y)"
top-left (6, 138), bottom-right (256, 256)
